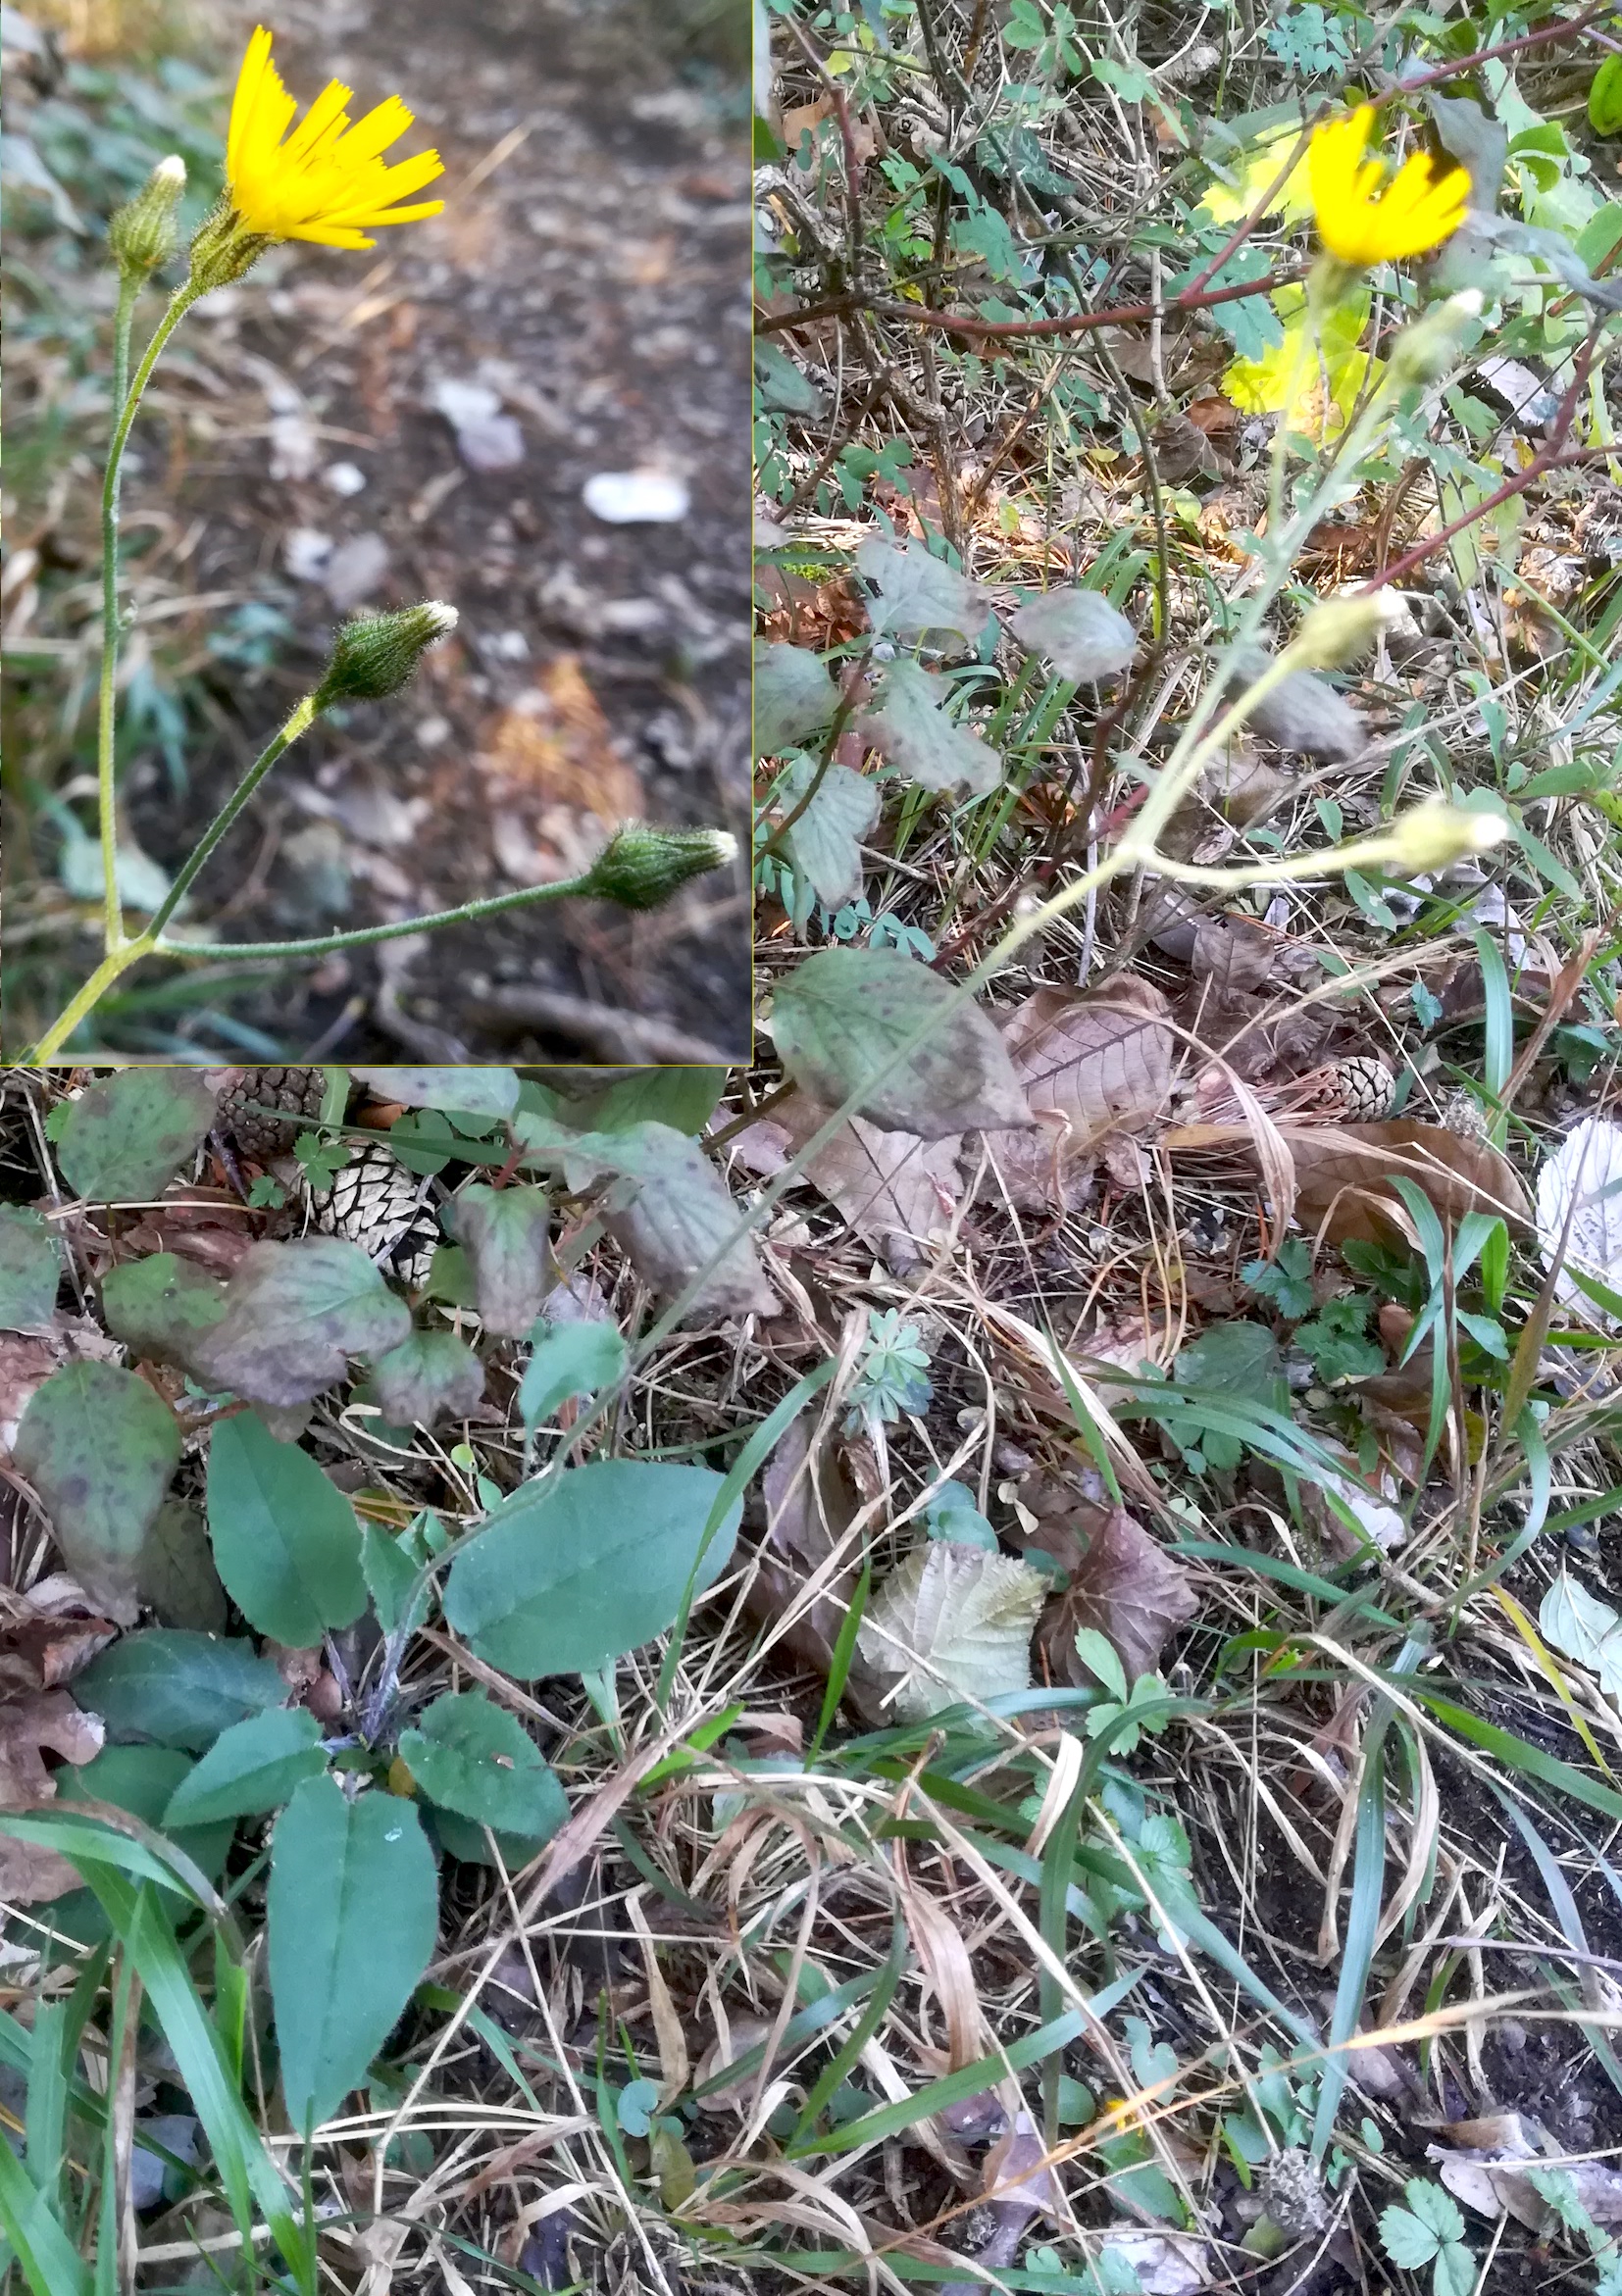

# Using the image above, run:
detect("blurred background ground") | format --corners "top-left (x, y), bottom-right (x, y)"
top-left (2, 0), bottom-right (753, 1063)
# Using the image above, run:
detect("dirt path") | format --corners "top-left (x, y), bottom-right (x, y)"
top-left (123, 0), bottom-right (751, 1061)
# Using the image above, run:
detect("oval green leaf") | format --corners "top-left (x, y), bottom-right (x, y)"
top-left (443, 1458), bottom-right (741, 1677)
top-left (163, 1708), bottom-right (329, 1828)
top-left (397, 1692), bottom-right (567, 1838)
top-left (206, 1413), bottom-right (367, 1645)
top-left (0, 1206), bottom-right (63, 1333)
top-left (72, 1631), bottom-right (287, 1753)
top-left (267, 1776), bottom-right (437, 2126)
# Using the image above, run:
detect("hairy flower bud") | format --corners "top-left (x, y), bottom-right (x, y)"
top-left (582, 823), bottom-right (738, 911)
top-left (109, 154), bottom-right (185, 278)
top-left (1385, 799), bottom-right (1506, 872)
top-left (314, 602), bottom-right (458, 706)
top-left (1388, 289), bottom-right (1485, 387)
top-left (1290, 594), bottom-right (1389, 669)
top-left (183, 196), bottom-right (275, 294)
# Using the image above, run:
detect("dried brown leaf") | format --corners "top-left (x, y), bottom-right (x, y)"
top-left (983, 979), bottom-right (1173, 1211)
top-left (733, 1093), bottom-right (962, 1271)
top-left (742, 1417), bottom-right (889, 1724)
top-left (1017, 1499), bottom-right (1198, 1685)
top-left (1165, 1119), bottom-right (1530, 1245)
top-left (0, 1689), bottom-right (105, 1903)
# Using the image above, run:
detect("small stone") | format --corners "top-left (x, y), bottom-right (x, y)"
top-left (583, 471), bottom-right (689, 524)
top-left (323, 532), bottom-right (391, 611)
top-left (456, 415), bottom-right (526, 472)
top-left (283, 527), bottom-right (334, 582)
top-left (323, 461), bottom-right (367, 496)
top-left (429, 376), bottom-right (502, 428)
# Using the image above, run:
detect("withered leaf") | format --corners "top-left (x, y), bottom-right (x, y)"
top-left (743, 1417), bottom-right (888, 1724)
top-left (859, 1544), bottom-right (1046, 1721)
top-left (732, 1092), bottom-right (962, 1272)
top-left (1018, 1500), bottom-right (1198, 1686)
top-left (1165, 1120), bottom-right (1530, 1246)
top-left (984, 978), bottom-right (1173, 1211)
top-left (0, 1690), bottom-right (105, 1903)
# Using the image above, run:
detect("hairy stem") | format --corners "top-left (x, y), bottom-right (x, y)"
top-left (150, 866), bottom-right (598, 963)
top-left (145, 693), bottom-right (319, 940)
top-left (96, 278), bottom-right (207, 953)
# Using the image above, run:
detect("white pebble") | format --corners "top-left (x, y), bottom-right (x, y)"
top-left (583, 471), bottom-right (689, 524)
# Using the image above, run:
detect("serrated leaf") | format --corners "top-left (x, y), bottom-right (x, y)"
top-left (520, 1320), bottom-right (628, 1435)
top-left (351, 1069), bottom-right (519, 1120)
top-left (163, 1708), bottom-right (328, 1828)
top-left (72, 1631), bottom-right (287, 1753)
top-left (453, 1185), bottom-right (550, 1337)
top-left (55, 1070), bottom-right (219, 1204)
top-left (13, 1363), bottom-right (180, 1622)
top-left (857, 660), bottom-right (1001, 796)
top-left (0, 1207), bottom-right (63, 1333)
top-left (190, 1238), bottom-right (413, 1407)
top-left (267, 1775), bottom-right (437, 2125)
top-left (755, 641), bottom-right (839, 755)
top-left (367, 1331), bottom-right (484, 1426)
top-left (102, 1253), bottom-right (228, 1375)
top-left (397, 1692), bottom-right (568, 1838)
top-left (776, 757), bottom-right (879, 905)
top-left (1008, 588), bottom-right (1138, 681)
top-left (443, 1458), bottom-right (741, 1677)
top-left (205, 1413), bottom-right (367, 1645)
top-left (1378, 2205), bottom-right (1441, 2269)
top-left (858, 1544), bottom-right (1045, 1722)
top-left (771, 948), bottom-right (1033, 1138)
top-left (854, 537), bottom-right (989, 653)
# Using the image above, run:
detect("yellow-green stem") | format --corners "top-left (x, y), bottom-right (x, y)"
top-left (25, 940), bottom-right (153, 1066)
top-left (96, 279), bottom-right (206, 954)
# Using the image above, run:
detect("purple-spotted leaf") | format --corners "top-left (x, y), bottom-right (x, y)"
top-left (367, 1330), bottom-right (485, 1426)
top-left (190, 1238), bottom-right (412, 1407)
top-left (56, 1069), bottom-right (219, 1203)
top-left (0, 1208), bottom-right (63, 1334)
top-left (774, 757), bottom-right (879, 905)
top-left (352, 1069), bottom-right (519, 1120)
top-left (452, 1185), bottom-right (550, 1337)
top-left (102, 1253), bottom-right (228, 1376)
top-left (13, 1363), bottom-right (180, 1622)
top-left (755, 641), bottom-right (839, 755)
top-left (857, 660), bottom-right (1001, 796)
top-left (771, 948), bottom-right (1033, 1138)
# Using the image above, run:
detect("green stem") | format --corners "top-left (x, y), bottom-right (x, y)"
top-left (145, 693), bottom-right (317, 940)
top-left (96, 278), bottom-right (206, 955)
top-left (152, 866), bottom-right (600, 963)
top-left (25, 943), bottom-right (150, 1065)
top-left (111, 270), bottom-right (138, 424)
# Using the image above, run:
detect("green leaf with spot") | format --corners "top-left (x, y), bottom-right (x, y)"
top-left (0, 1207), bottom-right (63, 1333)
top-left (397, 1692), bottom-right (567, 1838)
top-left (453, 1185), bottom-right (551, 1337)
top-left (55, 1070), bottom-right (219, 1203)
top-left (13, 1364), bottom-right (179, 1622)
top-left (366, 1331), bottom-right (484, 1426)
top-left (191, 1237), bottom-right (412, 1407)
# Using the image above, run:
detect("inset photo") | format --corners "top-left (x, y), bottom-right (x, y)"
top-left (3, 0), bottom-right (751, 1063)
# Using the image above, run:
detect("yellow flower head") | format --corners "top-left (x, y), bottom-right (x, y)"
top-left (225, 24), bottom-right (445, 251)
top-left (1308, 105), bottom-right (1469, 268)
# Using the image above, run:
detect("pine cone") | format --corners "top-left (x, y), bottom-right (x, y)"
top-left (216, 1067), bottom-right (327, 1160)
top-left (1336, 1054), bottom-right (1396, 1123)
top-left (303, 1143), bottom-right (440, 1289)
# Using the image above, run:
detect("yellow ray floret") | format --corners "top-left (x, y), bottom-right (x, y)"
top-left (226, 24), bottom-right (445, 250)
top-left (1308, 105), bottom-right (1469, 268)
